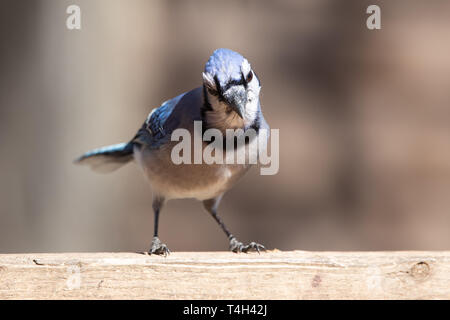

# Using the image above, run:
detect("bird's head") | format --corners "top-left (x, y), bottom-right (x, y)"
top-left (202, 48), bottom-right (261, 128)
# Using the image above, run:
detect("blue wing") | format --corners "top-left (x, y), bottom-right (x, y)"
top-left (132, 92), bottom-right (186, 149)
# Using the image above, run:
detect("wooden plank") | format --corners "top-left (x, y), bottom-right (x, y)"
top-left (0, 251), bottom-right (449, 299)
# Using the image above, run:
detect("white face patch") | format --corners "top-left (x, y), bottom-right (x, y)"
top-left (241, 59), bottom-right (260, 126)
top-left (202, 72), bottom-right (216, 92)
top-left (241, 59), bottom-right (251, 77)
top-left (244, 84), bottom-right (260, 125)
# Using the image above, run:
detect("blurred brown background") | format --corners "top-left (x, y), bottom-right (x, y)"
top-left (0, 0), bottom-right (449, 253)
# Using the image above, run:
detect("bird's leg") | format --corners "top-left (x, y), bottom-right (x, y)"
top-left (203, 196), bottom-right (266, 253)
top-left (149, 195), bottom-right (170, 256)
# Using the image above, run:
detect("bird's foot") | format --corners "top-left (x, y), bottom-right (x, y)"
top-left (229, 235), bottom-right (265, 253)
top-left (148, 236), bottom-right (170, 256)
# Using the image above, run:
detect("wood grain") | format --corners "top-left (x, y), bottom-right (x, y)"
top-left (0, 251), bottom-right (449, 299)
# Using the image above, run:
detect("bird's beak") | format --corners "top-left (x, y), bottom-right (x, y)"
top-left (231, 101), bottom-right (245, 119)
top-left (225, 87), bottom-right (247, 119)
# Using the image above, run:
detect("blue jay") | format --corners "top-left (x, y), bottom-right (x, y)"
top-left (76, 48), bottom-right (269, 255)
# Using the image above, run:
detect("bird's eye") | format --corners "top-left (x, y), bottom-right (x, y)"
top-left (246, 70), bottom-right (253, 83)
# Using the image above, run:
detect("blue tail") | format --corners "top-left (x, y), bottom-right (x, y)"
top-left (75, 142), bottom-right (134, 173)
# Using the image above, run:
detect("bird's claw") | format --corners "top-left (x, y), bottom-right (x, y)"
top-left (229, 236), bottom-right (266, 253)
top-left (148, 236), bottom-right (170, 256)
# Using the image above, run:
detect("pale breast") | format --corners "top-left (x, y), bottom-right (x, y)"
top-left (134, 144), bottom-right (250, 200)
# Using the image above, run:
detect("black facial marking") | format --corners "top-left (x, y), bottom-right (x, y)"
top-left (213, 75), bottom-right (225, 101)
top-left (241, 71), bottom-right (248, 89)
top-left (249, 115), bottom-right (261, 133)
top-left (224, 78), bottom-right (245, 92)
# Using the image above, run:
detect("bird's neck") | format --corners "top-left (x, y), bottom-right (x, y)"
top-left (201, 85), bottom-right (260, 134)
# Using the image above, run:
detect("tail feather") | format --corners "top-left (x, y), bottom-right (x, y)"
top-left (75, 142), bottom-right (134, 173)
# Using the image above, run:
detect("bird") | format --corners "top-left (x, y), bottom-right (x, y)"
top-left (75, 48), bottom-right (269, 255)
